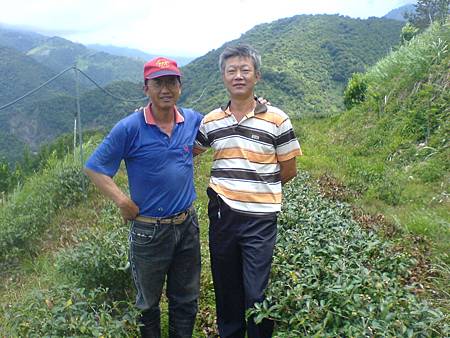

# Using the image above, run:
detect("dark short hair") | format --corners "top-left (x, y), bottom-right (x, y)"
top-left (219, 44), bottom-right (261, 74)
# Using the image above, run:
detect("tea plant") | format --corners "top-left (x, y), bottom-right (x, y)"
top-left (0, 154), bottom-right (89, 261)
top-left (55, 226), bottom-right (133, 299)
top-left (2, 286), bottom-right (139, 337)
top-left (250, 173), bottom-right (448, 337)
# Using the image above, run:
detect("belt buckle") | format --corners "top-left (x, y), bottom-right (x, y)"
top-left (172, 208), bottom-right (189, 224)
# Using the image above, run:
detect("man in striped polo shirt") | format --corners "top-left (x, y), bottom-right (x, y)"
top-left (195, 45), bottom-right (302, 338)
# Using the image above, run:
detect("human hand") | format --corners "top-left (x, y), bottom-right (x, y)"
top-left (118, 198), bottom-right (139, 224)
top-left (257, 96), bottom-right (271, 105)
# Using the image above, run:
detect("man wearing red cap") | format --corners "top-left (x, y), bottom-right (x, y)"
top-left (84, 57), bottom-right (203, 338)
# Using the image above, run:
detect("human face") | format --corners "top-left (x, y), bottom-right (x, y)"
top-left (145, 75), bottom-right (181, 111)
top-left (222, 56), bottom-right (260, 99)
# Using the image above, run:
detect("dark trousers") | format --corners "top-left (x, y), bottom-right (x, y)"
top-left (129, 209), bottom-right (201, 338)
top-left (207, 188), bottom-right (277, 338)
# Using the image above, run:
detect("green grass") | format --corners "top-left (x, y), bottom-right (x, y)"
top-left (0, 150), bottom-right (218, 337)
top-left (295, 115), bottom-right (449, 306)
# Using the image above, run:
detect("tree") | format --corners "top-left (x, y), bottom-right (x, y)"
top-left (344, 73), bottom-right (368, 110)
top-left (0, 157), bottom-right (10, 193)
top-left (401, 22), bottom-right (420, 43)
top-left (406, 0), bottom-right (450, 29)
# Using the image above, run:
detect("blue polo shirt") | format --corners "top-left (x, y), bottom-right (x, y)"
top-left (85, 107), bottom-right (203, 217)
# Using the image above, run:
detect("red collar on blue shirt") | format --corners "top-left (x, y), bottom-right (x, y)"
top-left (143, 103), bottom-right (184, 125)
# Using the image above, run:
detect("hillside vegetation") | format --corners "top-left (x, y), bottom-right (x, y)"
top-left (0, 80), bottom-right (144, 163)
top-left (180, 15), bottom-right (403, 116)
top-left (299, 22), bottom-right (449, 290)
top-left (0, 15), bottom-right (402, 164)
top-left (0, 148), bottom-right (447, 336)
top-left (0, 14), bottom-right (449, 337)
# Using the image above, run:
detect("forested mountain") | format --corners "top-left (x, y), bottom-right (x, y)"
top-left (0, 25), bottom-right (47, 52)
top-left (179, 15), bottom-right (404, 116)
top-left (0, 15), bottom-right (404, 164)
top-left (0, 81), bottom-right (144, 162)
top-left (0, 46), bottom-right (73, 106)
top-left (0, 46), bottom-right (76, 164)
top-left (25, 36), bottom-right (143, 86)
top-left (0, 26), bottom-right (147, 163)
top-left (383, 3), bottom-right (416, 21)
top-left (0, 26), bottom-right (144, 87)
top-left (87, 44), bottom-right (195, 66)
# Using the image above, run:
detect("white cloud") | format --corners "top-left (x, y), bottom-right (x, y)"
top-left (0, 0), bottom-right (414, 56)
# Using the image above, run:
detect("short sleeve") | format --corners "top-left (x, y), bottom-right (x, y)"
top-left (195, 117), bottom-right (210, 149)
top-left (275, 118), bottom-right (302, 162)
top-left (84, 121), bottom-right (128, 177)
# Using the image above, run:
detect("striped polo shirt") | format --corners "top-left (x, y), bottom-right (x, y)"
top-left (196, 100), bottom-right (302, 215)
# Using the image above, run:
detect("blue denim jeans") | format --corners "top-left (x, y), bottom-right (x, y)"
top-left (129, 209), bottom-right (201, 338)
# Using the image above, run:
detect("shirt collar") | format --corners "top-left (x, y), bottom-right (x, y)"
top-left (220, 97), bottom-right (267, 116)
top-left (144, 103), bottom-right (184, 125)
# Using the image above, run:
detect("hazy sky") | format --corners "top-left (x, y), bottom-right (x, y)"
top-left (0, 0), bottom-right (414, 57)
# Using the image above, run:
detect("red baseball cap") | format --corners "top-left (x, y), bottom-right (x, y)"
top-left (144, 57), bottom-right (181, 80)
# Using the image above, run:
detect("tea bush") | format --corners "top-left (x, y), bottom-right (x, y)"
top-left (250, 173), bottom-right (448, 337)
top-left (55, 227), bottom-right (133, 299)
top-left (0, 154), bottom-right (89, 261)
top-left (2, 286), bottom-right (139, 337)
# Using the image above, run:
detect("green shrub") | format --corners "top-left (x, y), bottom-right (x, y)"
top-left (367, 173), bottom-right (405, 205)
top-left (344, 72), bottom-right (368, 109)
top-left (55, 227), bottom-right (132, 298)
top-left (249, 174), bottom-right (448, 337)
top-left (2, 286), bottom-right (139, 337)
top-left (412, 159), bottom-right (447, 183)
top-left (401, 23), bottom-right (419, 44)
top-left (0, 154), bottom-right (89, 261)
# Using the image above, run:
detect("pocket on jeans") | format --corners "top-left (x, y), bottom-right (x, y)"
top-left (130, 222), bottom-right (157, 246)
top-left (190, 212), bottom-right (200, 230)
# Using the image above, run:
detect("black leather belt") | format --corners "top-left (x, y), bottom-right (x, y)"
top-left (135, 206), bottom-right (192, 225)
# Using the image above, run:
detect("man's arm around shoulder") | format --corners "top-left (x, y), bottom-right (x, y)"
top-left (83, 168), bottom-right (139, 223)
top-left (280, 158), bottom-right (297, 185)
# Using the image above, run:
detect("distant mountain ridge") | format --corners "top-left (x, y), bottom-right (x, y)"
top-left (179, 15), bottom-right (404, 117)
top-left (383, 3), bottom-right (416, 21)
top-left (0, 14), bottom-right (404, 163)
top-left (87, 44), bottom-right (194, 66)
top-left (0, 26), bottom-right (144, 87)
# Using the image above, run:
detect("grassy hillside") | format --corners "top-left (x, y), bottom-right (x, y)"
top-left (298, 22), bottom-right (449, 275)
top-left (179, 15), bottom-right (404, 116)
top-left (0, 142), bottom-right (447, 336)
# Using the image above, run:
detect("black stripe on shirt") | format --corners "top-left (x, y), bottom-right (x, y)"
top-left (196, 130), bottom-right (210, 147)
top-left (211, 168), bottom-right (281, 183)
top-left (209, 125), bottom-right (276, 147)
top-left (276, 129), bottom-right (298, 147)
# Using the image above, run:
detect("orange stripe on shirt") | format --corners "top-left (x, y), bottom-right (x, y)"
top-left (203, 111), bottom-right (229, 124)
top-left (254, 112), bottom-right (287, 127)
top-left (214, 147), bottom-right (277, 164)
top-left (278, 148), bottom-right (303, 162)
top-left (210, 183), bottom-right (282, 204)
